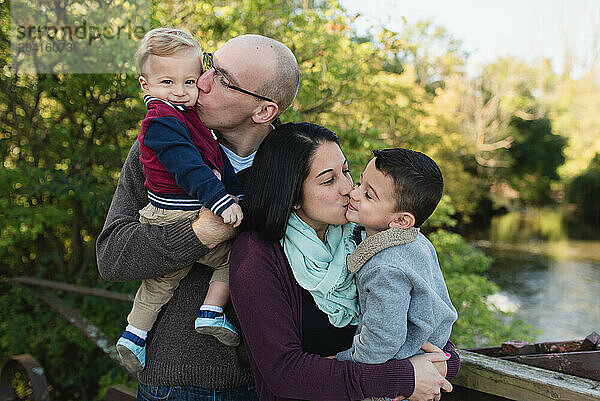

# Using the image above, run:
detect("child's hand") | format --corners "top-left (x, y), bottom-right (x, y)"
top-left (421, 341), bottom-right (448, 377)
top-left (211, 169), bottom-right (222, 181)
top-left (221, 202), bottom-right (243, 228)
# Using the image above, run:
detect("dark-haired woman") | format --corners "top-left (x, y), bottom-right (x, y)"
top-left (229, 122), bottom-right (459, 401)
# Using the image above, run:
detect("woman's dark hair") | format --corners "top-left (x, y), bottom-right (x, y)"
top-left (240, 122), bottom-right (340, 241)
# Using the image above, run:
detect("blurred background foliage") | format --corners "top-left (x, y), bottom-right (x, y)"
top-left (2, 0), bottom-right (600, 398)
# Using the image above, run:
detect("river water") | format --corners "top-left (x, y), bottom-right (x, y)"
top-left (473, 208), bottom-right (600, 342)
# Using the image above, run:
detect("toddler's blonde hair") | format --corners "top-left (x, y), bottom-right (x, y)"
top-left (136, 28), bottom-right (201, 74)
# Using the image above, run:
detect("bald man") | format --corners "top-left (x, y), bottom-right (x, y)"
top-left (97, 34), bottom-right (299, 400)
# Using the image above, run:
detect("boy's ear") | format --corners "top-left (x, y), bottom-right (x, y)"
top-left (389, 212), bottom-right (415, 230)
top-left (139, 76), bottom-right (149, 93)
top-left (251, 103), bottom-right (279, 124)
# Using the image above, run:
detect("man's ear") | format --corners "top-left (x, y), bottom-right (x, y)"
top-left (139, 76), bottom-right (149, 93)
top-left (389, 212), bottom-right (415, 230)
top-left (251, 103), bottom-right (279, 124)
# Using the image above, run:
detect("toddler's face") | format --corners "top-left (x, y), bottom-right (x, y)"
top-left (140, 49), bottom-right (201, 107)
top-left (347, 158), bottom-right (400, 236)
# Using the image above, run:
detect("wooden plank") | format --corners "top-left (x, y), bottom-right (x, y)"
top-left (454, 350), bottom-right (600, 401)
top-left (105, 384), bottom-right (137, 401)
top-left (466, 345), bottom-right (505, 357)
top-left (8, 276), bottom-right (133, 302)
top-left (502, 351), bottom-right (600, 381)
top-left (444, 385), bottom-right (511, 401)
top-left (502, 339), bottom-right (583, 355)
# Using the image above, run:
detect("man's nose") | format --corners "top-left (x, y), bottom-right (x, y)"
top-left (349, 187), bottom-right (359, 200)
top-left (196, 70), bottom-right (212, 92)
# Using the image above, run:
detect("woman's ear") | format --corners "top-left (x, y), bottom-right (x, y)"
top-left (389, 212), bottom-right (415, 229)
top-left (252, 103), bottom-right (279, 124)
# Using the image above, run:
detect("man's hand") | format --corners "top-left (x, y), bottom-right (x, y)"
top-left (221, 203), bottom-right (243, 228)
top-left (191, 207), bottom-right (236, 249)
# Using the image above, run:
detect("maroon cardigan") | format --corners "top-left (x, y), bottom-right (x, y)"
top-left (230, 231), bottom-right (460, 401)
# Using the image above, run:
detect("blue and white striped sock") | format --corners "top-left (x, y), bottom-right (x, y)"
top-left (197, 305), bottom-right (224, 319)
top-left (200, 305), bottom-right (223, 313)
top-left (126, 324), bottom-right (148, 340)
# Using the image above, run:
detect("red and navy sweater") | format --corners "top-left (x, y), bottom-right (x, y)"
top-left (138, 95), bottom-right (243, 217)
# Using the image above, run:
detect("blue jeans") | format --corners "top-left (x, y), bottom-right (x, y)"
top-left (137, 382), bottom-right (259, 401)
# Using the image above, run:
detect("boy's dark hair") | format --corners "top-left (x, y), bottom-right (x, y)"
top-left (241, 122), bottom-right (340, 241)
top-left (373, 148), bottom-right (443, 227)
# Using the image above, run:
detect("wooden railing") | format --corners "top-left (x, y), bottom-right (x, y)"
top-left (105, 384), bottom-right (136, 401)
top-left (449, 350), bottom-right (600, 401)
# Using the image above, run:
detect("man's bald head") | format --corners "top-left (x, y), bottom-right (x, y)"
top-left (223, 34), bottom-right (299, 116)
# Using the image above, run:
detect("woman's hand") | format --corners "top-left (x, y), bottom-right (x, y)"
top-left (403, 352), bottom-right (452, 401)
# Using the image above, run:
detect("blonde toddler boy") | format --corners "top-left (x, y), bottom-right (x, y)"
top-left (116, 28), bottom-right (243, 373)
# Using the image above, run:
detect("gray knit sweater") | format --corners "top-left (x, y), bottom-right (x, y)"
top-left (337, 227), bottom-right (458, 364)
top-left (96, 141), bottom-right (254, 388)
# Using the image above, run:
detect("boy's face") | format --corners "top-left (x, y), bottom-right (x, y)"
top-left (347, 158), bottom-right (405, 236)
top-left (139, 49), bottom-right (202, 107)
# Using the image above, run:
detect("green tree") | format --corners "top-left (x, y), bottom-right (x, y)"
top-left (0, 72), bottom-right (142, 278)
top-left (378, 21), bottom-right (467, 93)
top-left (549, 74), bottom-right (600, 179)
top-left (507, 117), bottom-right (567, 204)
top-left (566, 153), bottom-right (600, 222)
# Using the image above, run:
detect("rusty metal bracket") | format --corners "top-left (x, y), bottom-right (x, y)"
top-left (582, 332), bottom-right (600, 351)
top-left (0, 354), bottom-right (50, 401)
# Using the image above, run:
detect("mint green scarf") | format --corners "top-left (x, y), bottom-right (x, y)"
top-left (280, 212), bottom-right (359, 327)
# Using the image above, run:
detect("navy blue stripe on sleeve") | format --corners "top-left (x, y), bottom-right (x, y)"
top-left (211, 194), bottom-right (236, 216)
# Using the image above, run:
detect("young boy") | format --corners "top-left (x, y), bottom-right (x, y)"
top-left (116, 28), bottom-right (244, 373)
top-left (336, 148), bottom-right (458, 382)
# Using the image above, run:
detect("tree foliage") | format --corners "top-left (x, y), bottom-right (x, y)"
top-left (507, 117), bottom-right (566, 204)
top-left (378, 21), bottom-right (467, 93)
top-left (549, 74), bottom-right (600, 179)
top-left (566, 153), bottom-right (600, 222)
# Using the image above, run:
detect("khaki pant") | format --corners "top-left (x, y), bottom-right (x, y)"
top-left (127, 204), bottom-right (230, 331)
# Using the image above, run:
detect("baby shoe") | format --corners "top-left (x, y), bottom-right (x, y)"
top-left (195, 310), bottom-right (240, 346)
top-left (116, 331), bottom-right (146, 373)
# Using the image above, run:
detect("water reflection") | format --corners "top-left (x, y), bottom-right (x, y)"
top-left (478, 208), bottom-right (600, 342)
top-left (488, 208), bottom-right (600, 244)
